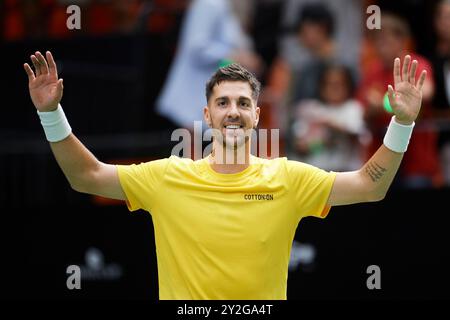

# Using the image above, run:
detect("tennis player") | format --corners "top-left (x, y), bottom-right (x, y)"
top-left (24, 51), bottom-right (426, 299)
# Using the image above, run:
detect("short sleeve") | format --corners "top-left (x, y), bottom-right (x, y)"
top-left (287, 160), bottom-right (337, 219)
top-left (116, 158), bottom-right (170, 212)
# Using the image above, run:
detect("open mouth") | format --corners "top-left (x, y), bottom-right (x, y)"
top-left (223, 124), bottom-right (243, 129)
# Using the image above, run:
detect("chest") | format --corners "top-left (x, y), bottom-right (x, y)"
top-left (154, 180), bottom-right (294, 253)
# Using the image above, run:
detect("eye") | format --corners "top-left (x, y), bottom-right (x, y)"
top-left (240, 101), bottom-right (250, 108)
top-left (218, 100), bottom-right (227, 107)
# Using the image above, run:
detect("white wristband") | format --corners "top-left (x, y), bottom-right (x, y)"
top-left (383, 116), bottom-right (414, 153)
top-left (37, 104), bottom-right (72, 142)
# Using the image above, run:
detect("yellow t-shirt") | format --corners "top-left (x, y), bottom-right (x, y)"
top-left (117, 155), bottom-right (336, 300)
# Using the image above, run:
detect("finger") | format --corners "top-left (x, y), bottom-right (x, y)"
top-left (387, 84), bottom-right (396, 108)
top-left (46, 51), bottom-right (58, 77)
top-left (58, 78), bottom-right (64, 90)
top-left (36, 51), bottom-right (49, 75)
top-left (402, 55), bottom-right (411, 82)
top-left (31, 55), bottom-right (41, 76)
top-left (393, 57), bottom-right (401, 87)
top-left (409, 60), bottom-right (417, 85)
top-left (56, 78), bottom-right (64, 99)
top-left (417, 70), bottom-right (427, 91)
top-left (23, 63), bottom-right (35, 81)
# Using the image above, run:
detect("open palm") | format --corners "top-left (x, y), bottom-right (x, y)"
top-left (24, 51), bottom-right (63, 112)
top-left (387, 55), bottom-right (427, 125)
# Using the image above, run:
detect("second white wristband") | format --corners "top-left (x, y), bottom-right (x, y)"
top-left (383, 116), bottom-right (415, 153)
top-left (37, 104), bottom-right (72, 142)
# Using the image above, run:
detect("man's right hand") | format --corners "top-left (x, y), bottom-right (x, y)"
top-left (24, 51), bottom-right (63, 112)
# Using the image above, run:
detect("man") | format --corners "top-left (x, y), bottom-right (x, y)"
top-left (24, 51), bottom-right (425, 299)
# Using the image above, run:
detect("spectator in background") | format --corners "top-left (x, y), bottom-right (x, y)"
top-left (248, 0), bottom-right (285, 131)
top-left (250, 0), bottom-right (285, 85)
top-left (432, 0), bottom-right (450, 59)
top-left (280, 0), bottom-right (362, 75)
top-left (286, 3), bottom-right (338, 103)
top-left (272, 0), bottom-right (362, 106)
top-left (292, 64), bottom-right (366, 171)
top-left (267, 3), bottom-right (353, 155)
top-left (429, 0), bottom-right (450, 185)
top-left (358, 12), bottom-right (441, 188)
top-left (268, 0), bottom-right (362, 105)
top-left (156, 0), bottom-right (262, 131)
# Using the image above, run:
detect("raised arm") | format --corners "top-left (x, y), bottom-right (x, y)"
top-left (327, 55), bottom-right (427, 206)
top-left (24, 51), bottom-right (126, 200)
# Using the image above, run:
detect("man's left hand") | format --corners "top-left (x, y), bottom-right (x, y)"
top-left (387, 55), bottom-right (427, 125)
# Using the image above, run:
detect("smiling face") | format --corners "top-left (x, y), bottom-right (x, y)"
top-left (204, 81), bottom-right (260, 151)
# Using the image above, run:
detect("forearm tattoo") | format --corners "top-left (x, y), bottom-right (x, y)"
top-left (365, 161), bottom-right (387, 182)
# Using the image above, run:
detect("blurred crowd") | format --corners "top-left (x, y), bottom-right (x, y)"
top-left (3, 0), bottom-right (450, 188)
top-left (1, 0), bottom-right (189, 39)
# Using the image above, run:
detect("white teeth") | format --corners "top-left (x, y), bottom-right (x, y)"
top-left (225, 125), bottom-right (241, 129)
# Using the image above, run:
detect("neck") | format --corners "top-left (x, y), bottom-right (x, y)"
top-left (208, 141), bottom-right (252, 174)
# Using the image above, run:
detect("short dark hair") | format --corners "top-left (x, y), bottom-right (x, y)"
top-left (296, 3), bottom-right (334, 36)
top-left (205, 63), bottom-right (261, 103)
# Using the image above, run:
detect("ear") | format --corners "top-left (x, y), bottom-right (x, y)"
top-left (203, 106), bottom-right (211, 127)
top-left (253, 106), bottom-right (260, 128)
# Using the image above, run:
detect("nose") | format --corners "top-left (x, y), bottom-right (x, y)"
top-left (227, 102), bottom-right (240, 119)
